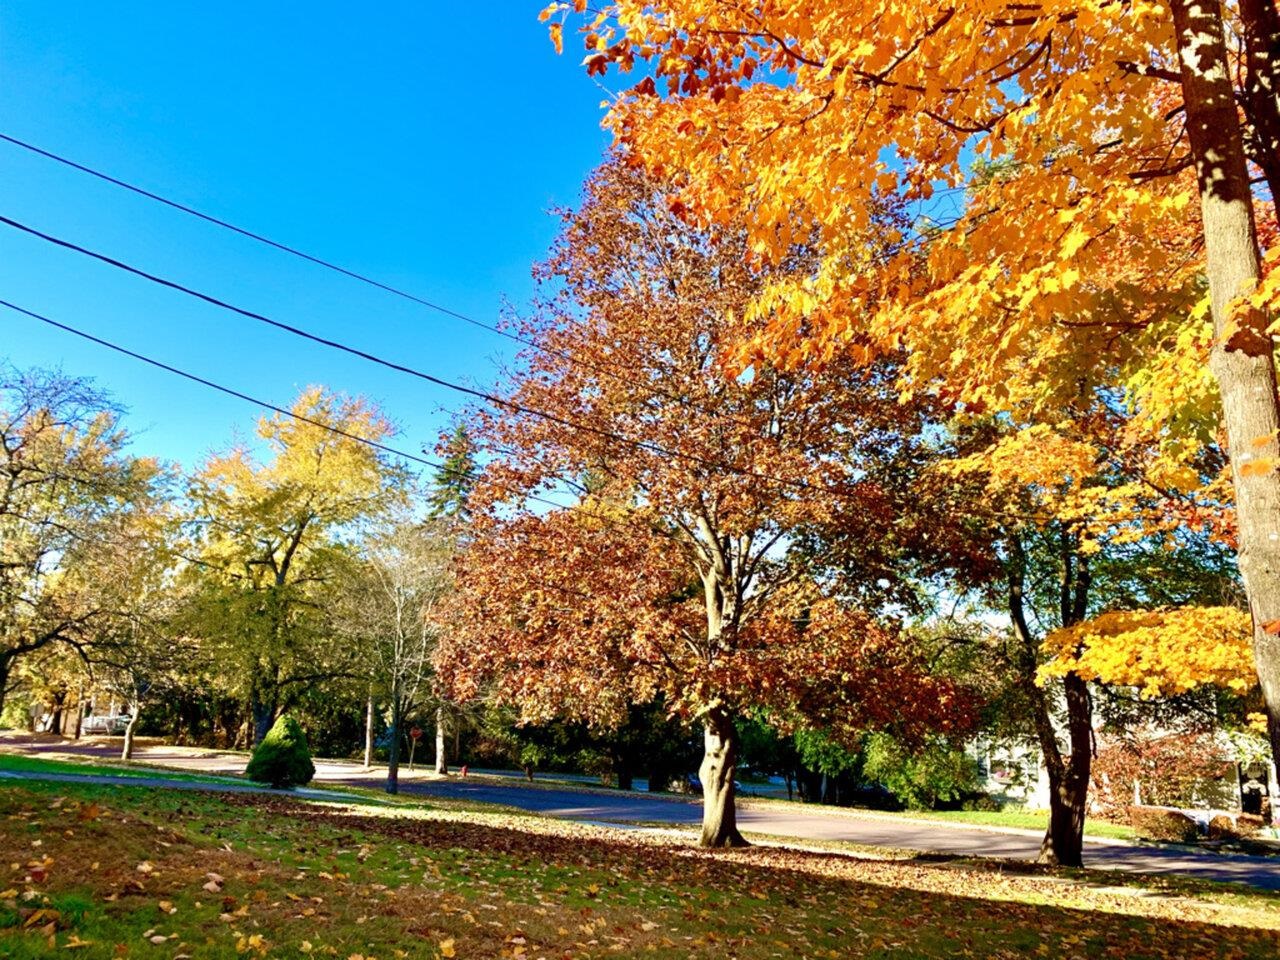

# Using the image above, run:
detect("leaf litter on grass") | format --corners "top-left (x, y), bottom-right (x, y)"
top-left (0, 783), bottom-right (1276, 959)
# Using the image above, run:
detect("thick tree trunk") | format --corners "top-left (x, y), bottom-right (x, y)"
top-left (363, 694), bottom-right (375, 769)
top-left (122, 708), bottom-right (141, 761)
top-left (434, 705), bottom-right (447, 774)
top-left (49, 698), bottom-right (65, 736)
top-left (1172, 0), bottom-right (1280, 784)
top-left (699, 708), bottom-right (748, 847)
top-left (250, 697), bottom-right (276, 746)
top-left (1038, 673), bottom-right (1092, 868)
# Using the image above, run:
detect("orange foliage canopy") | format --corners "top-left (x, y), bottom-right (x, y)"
top-left (543, 0), bottom-right (1278, 434)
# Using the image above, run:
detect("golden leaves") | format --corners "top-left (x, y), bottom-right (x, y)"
top-left (1039, 606), bottom-right (1255, 697)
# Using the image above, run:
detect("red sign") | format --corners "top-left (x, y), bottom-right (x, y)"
top-left (409, 726), bottom-right (423, 741)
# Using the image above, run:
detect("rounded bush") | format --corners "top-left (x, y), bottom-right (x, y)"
top-left (246, 715), bottom-right (316, 788)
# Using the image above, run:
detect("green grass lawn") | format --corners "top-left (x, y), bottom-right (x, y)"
top-left (0, 780), bottom-right (1276, 959)
top-left (0, 752), bottom-right (250, 787)
top-left (896, 807), bottom-right (1138, 841)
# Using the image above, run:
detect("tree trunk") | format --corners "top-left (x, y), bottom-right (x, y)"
top-left (698, 708), bottom-right (747, 847)
top-left (386, 698), bottom-right (402, 795)
top-left (363, 694), bottom-right (375, 769)
top-left (1038, 673), bottom-right (1092, 868)
top-left (49, 695), bottom-right (65, 736)
top-left (1240, 0), bottom-right (1280, 221)
top-left (250, 697), bottom-right (276, 746)
top-left (434, 705), bottom-right (447, 774)
top-left (121, 707), bottom-right (141, 761)
top-left (1171, 0), bottom-right (1280, 781)
top-left (0, 655), bottom-right (10, 721)
top-left (1009, 532), bottom-right (1093, 866)
top-left (73, 685), bottom-right (85, 740)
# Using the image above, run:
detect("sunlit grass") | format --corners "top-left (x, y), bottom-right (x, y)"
top-left (0, 781), bottom-right (1276, 959)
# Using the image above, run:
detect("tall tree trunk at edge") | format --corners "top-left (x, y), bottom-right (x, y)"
top-left (1240, 0), bottom-right (1280, 219)
top-left (1171, 0), bottom-right (1280, 782)
top-left (699, 707), bottom-right (747, 847)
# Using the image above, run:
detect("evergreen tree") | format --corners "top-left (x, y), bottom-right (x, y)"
top-left (427, 425), bottom-right (476, 520)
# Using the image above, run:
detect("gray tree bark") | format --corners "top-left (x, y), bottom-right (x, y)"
top-left (363, 693), bottom-right (375, 770)
top-left (121, 708), bottom-right (140, 761)
top-left (434, 705), bottom-right (447, 774)
top-left (698, 707), bottom-right (747, 847)
top-left (1171, 0), bottom-right (1280, 777)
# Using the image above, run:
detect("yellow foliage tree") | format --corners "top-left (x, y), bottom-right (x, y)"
top-left (188, 387), bottom-right (407, 744)
top-left (1040, 607), bottom-right (1256, 698)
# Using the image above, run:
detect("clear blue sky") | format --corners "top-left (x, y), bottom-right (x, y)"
top-left (0, 3), bottom-right (613, 471)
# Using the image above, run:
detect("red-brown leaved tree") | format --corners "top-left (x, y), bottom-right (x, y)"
top-left (436, 159), bottom-right (974, 846)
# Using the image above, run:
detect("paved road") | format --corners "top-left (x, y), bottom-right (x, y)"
top-left (4, 732), bottom-right (1279, 890)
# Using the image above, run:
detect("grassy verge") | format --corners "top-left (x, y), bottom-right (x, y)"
top-left (0, 780), bottom-right (1277, 959)
top-left (891, 808), bottom-right (1137, 841)
top-left (0, 753), bottom-right (249, 787)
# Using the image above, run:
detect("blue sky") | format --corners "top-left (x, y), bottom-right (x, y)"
top-left (0, 3), bottom-right (613, 472)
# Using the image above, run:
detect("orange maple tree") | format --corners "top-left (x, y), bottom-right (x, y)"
top-left (545, 0), bottom-right (1280, 774)
top-left (435, 159), bottom-right (975, 846)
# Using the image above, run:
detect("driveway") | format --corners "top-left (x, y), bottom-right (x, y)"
top-left (3, 732), bottom-right (1278, 890)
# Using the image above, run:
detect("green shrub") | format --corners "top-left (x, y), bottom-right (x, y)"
top-left (861, 733), bottom-right (981, 810)
top-left (246, 715), bottom-right (315, 788)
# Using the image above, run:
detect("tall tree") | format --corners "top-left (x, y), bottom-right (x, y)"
top-left (424, 424), bottom-right (477, 771)
top-left (940, 402), bottom-right (1245, 863)
top-left (436, 159), bottom-right (972, 846)
top-left (187, 387), bottom-right (406, 744)
top-left (0, 366), bottom-right (158, 716)
top-left (427, 425), bottom-right (477, 521)
top-left (547, 0), bottom-right (1280, 771)
top-left (339, 514), bottom-right (453, 794)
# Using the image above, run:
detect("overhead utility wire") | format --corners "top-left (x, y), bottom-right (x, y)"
top-left (0, 296), bottom-right (883, 630)
top-left (0, 130), bottom-right (743, 419)
top-left (0, 296), bottom-right (626, 527)
top-left (0, 132), bottom-right (510, 341)
top-left (2, 297), bottom-right (823, 622)
top-left (0, 212), bottom-right (850, 500)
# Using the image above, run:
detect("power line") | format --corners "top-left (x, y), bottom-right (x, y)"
top-left (0, 132), bottom-right (514, 343)
top-left (0, 211), bottom-right (852, 500)
top-left (0, 296), bottom-right (621, 527)
top-left (0, 130), bottom-right (739, 417)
